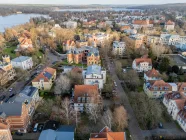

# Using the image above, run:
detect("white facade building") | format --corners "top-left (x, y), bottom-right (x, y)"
top-left (64, 21), bottom-right (77, 29)
top-left (132, 58), bottom-right (152, 72)
top-left (82, 65), bottom-right (106, 89)
top-left (11, 56), bottom-right (33, 70)
top-left (112, 41), bottom-right (126, 56)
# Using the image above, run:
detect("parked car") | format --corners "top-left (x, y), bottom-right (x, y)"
top-left (33, 123), bottom-right (39, 132)
top-left (38, 124), bottom-right (44, 132)
top-left (4, 97), bottom-right (10, 103)
top-left (158, 122), bottom-right (163, 129)
top-left (9, 93), bottom-right (15, 98)
top-left (0, 95), bottom-right (5, 101)
top-left (15, 132), bottom-right (23, 136)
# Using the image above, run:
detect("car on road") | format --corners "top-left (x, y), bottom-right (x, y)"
top-left (9, 88), bottom-right (13, 92)
top-left (0, 95), bottom-right (5, 101)
top-left (4, 97), bottom-right (10, 103)
top-left (15, 132), bottom-right (23, 136)
top-left (114, 81), bottom-right (117, 87)
top-left (33, 123), bottom-right (39, 132)
top-left (38, 124), bottom-right (44, 132)
top-left (9, 93), bottom-right (15, 98)
top-left (158, 122), bottom-right (163, 129)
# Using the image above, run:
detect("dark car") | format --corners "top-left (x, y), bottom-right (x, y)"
top-left (15, 132), bottom-right (23, 136)
top-left (158, 122), bottom-right (163, 129)
top-left (9, 93), bottom-right (15, 98)
top-left (38, 124), bottom-right (44, 132)
top-left (0, 95), bottom-right (5, 101)
top-left (4, 97), bottom-right (10, 102)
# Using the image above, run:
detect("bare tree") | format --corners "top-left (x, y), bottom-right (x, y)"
top-left (37, 99), bottom-right (54, 118)
top-left (102, 109), bottom-right (113, 129)
top-left (54, 74), bottom-right (71, 95)
top-left (86, 104), bottom-right (101, 124)
top-left (151, 44), bottom-right (167, 60)
top-left (61, 98), bottom-right (76, 125)
top-left (113, 106), bottom-right (128, 131)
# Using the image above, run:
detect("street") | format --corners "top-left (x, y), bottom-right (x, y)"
top-left (105, 56), bottom-right (144, 140)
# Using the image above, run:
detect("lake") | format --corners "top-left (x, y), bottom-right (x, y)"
top-left (55, 8), bottom-right (141, 12)
top-left (0, 14), bottom-right (48, 32)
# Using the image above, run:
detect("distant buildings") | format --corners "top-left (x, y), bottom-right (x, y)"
top-left (11, 56), bottom-right (33, 70)
top-left (32, 67), bottom-right (56, 90)
top-left (132, 57), bottom-right (152, 72)
top-left (130, 34), bottom-right (147, 48)
top-left (164, 20), bottom-right (175, 31)
top-left (67, 46), bottom-right (100, 66)
top-left (0, 103), bottom-right (29, 132)
top-left (132, 19), bottom-right (153, 29)
top-left (73, 85), bottom-right (101, 112)
top-left (112, 41), bottom-right (126, 56)
top-left (90, 126), bottom-right (126, 140)
top-left (82, 65), bottom-right (106, 89)
top-left (63, 21), bottom-right (77, 29)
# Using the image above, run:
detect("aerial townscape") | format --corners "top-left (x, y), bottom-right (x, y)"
top-left (1, 1), bottom-right (186, 140)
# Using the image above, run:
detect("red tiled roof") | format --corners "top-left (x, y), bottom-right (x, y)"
top-left (90, 126), bottom-right (126, 140)
top-left (74, 85), bottom-right (99, 103)
top-left (164, 92), bottom-right (181, 100)
top-left (134, 58), bottom-right (152, 65)
top-left (133, 20), bottom-right (149, 25)
top-left (148, 80), bottom-right (172, 91)
top-left (166, 20), bottom-right (174, 25)
top-left (145, 68), bottom-right (160, 78)
top-left (175, 99), bottom-right (186, 110)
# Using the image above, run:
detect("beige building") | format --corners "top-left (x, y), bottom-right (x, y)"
top-left (32, 67), bottom-right (56, 91)
top-left (0, 123), bottom-right (12, 140)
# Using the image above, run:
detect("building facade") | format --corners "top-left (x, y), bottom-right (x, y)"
top-left (132, 57), bottom-right (152, 72)
top-left (112, 41), bottom-right (126, 56)
top-left (82, 65), bottom-right (106, 89)
top-left (11, 56), bottom-right (33, 70)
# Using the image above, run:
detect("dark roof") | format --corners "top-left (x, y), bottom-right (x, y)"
top-left (0, 103), bottom-right (22, 117)
top-left (43, 120), bottom-right (60, 130)
top-left (57, 125), bottom-right (75, 132)
top-left (20, 86), bottom-right (38, 97)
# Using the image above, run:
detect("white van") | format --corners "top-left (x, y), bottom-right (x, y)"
top-left (33, 123), bottom-right (38, 132)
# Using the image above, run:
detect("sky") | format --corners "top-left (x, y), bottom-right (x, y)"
top-left (0, 0), bottom-right (186, 5)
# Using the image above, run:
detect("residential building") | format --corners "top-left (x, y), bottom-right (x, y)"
top-left (76, 40), bottom-right (88, 48)
top-left (67, 46), bottom-right (100, 66)
top-left (147, 36), bottom-right (160, 45)
top-left (177, 107), bottom-right (186, 132)
top-left (63, 21), bottom-right (77, 29)
top-left (39, 125), bottom-right (75, 140)
top-left (97, 22), bottom-right (107, 29)
top-left (130, 34), bottom-right (147, 48)
top-left (163, 92), bottom-right (181, 109)
top-left (17, 31), bottom-right (33, 51)
top-left (83, 21), bottom-right (96, 28)
top-left (144, 80), bottom-right (172, 98)
top-left (9, 86), bottom-right (40, 117)
top-left (165, 20), bottom-right (175, 31)
top-left (144, 68), bottom-right (161, 81)
top-left (132, 19), bottom-right (153, 29)
top-left (73, 85), bottom-right (101, 112)
top-left (82, 65), bottom-right (106, 89)
top-left (89, 126), bottom-right (126, 140)
top-left (123, 29), bottom-right (137, 35)
top-left (132, 57), bottom-right (152, 72)
top-left (112, 41), bottom-right (126, 56)
top-left (65, 40), bottom-right (76, 51)
top-left (0, 123), bottom-right (13, 140)
top-left (0, 103), bottom-right (29, 132)
top-left (11, 56), bottom-right (33, 70)
top-left (0, 55), bottom-right (16, 81)
top-left (0, 68), bottom-right (9, 86)
top-left (177, 82), bottom-right (186, 98)
top-left (32, 67), bottom-right (56, 90)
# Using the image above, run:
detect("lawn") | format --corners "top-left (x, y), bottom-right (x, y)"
top-left (56, 60), bottom-right (87, 68)
top-left (3, 46), bottom-right (17, 59)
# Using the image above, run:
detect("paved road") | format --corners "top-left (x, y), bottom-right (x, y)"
top-left (105, 56), bottom-right (144, 140)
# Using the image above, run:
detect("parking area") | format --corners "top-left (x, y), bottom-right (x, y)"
top-left (167, 54), bottom-right (186, 67)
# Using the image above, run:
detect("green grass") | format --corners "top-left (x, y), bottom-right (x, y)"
top-left (3, 46), bottom-right (17, 59)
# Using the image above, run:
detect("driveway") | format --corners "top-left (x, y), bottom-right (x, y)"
top-left (105, 56), bottom-right (144, 140)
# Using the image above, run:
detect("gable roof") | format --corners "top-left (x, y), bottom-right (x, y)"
top-left (134, 58), bottom-right (152, 65)
top-left (174, 99), bottom-right (186, 110)
top-left (133, 20), bottom-right (149, 25)
top-left (90, 126), bottom-right (126, 140)
top-left (74, 85), bottom-right (99, 103)
top-left (32, 67), bottom-right (56, 82)
top-left (145, 68), bottom-right (160, 78)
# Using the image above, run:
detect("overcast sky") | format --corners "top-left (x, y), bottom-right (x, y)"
top-left (0, 0), bottom-right (186, 5)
